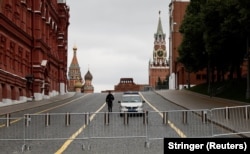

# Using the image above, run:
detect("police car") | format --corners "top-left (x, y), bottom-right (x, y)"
top-left (118, 91), bottom-right (145, 117)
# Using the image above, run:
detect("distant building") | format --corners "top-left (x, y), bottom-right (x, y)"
top-left (82, 69), bottom-right (94, 93)
top-left (67, 46), bottom-right (94, 93)
top-left (67, 45), bottom-right (83, 92)
top-left (168, 0), bottom-right (246, 90)
top-left (168, 0), bottom-right (203, 90)
top-left (74, 80), bottom-right (83, 93)
top-left (0, 0), bottom-right (69, 103)
top-left (148, 11), bottom-right (170, 89)
top-left (114, 78), bottom-right (145, 92)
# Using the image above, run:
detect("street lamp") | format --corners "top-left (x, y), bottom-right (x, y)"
top-left (25, 74), bottom-right (34, 99)
top-left (25, 74), bottom-right (34, 86)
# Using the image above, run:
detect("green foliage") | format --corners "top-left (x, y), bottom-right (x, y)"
top-left (178, 0), bottom-right (206, 72)
top-left (178, 0), bottom-right (249, 81)
top-left (156, 75), bottom-right (169, 90)
top-left (189, 79), bottom-right (250, 103)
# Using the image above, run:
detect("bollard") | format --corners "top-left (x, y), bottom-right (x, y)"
top-left (124, 112), bottom-right (129, 125)
top-left (104, 112), bottom-right (109, 125)
top-left (145, 141), bottom-right (150, 148)
top-left (85, 112), bottom-right (90, 126)
top-left (225, 107), bottom-right (230, 120)
top-left (245, 106), bottom-right (249, 120)
top-left (25, 114), bottom-right (31, 127)
top-left (182, 111), bottom-right (187, 124)
top-left (163, 111), bottom-right (168, 125)
top-left (143, 110), bottom-right (148, 125)
top-left (5, 113), bottom-right (10, 127)
top-left (45, 113), bottom-right (50, 126)
top-left (202, 110), bottom-right (207, 123)
top-left (65, 112), bottom-right (70, 126)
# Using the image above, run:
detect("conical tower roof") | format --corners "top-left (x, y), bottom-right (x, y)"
top-left (157, 11), bottom-right (164, 35)
top-left (69, 45), bottom-right (80, 68)
top-left (68, 45), bottom-right (82, 80)
top-left (154, 11), bottom-right (166, 39)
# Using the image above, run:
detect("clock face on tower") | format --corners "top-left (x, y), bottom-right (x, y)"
top-left (157, 50), bottom-right (163, 57)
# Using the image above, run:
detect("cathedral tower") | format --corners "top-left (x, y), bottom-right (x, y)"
top-left (148, 11), bottom-right (169, 89)
top-left (67, 45), bottom-right (83, 92)
top-left (82, 69), bottom-right (94, 93)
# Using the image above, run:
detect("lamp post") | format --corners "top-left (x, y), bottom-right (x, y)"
top-left (25, 74), bottom-right (34, 99)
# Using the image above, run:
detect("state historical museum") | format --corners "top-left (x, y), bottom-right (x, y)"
top-left (0, 0), bottom-right (69, 104)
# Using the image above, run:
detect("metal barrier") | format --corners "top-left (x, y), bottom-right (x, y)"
top-left (23, 113), bottom-right (89, 141)
top-left (0, 115), bottom-right (24, 140)
top-left (146, 109), bottom-right (213, 141)
top-left (81, 112), bottom-right (148, 153)
top-left (84, 112), bottom-right (147, 139)
top-left (0, 105), bottom-right (250, 153)
top-left (211, 105), bottom-right (250, 137)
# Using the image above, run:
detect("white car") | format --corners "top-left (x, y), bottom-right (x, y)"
top-left (118, 91), bottom-right (145, 117)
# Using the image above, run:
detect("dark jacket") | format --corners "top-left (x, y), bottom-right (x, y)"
top-left (106, 93), bottom-right (114, 105)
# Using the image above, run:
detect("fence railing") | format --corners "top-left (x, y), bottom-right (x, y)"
top-left (0, 105), bottom-right (250, 153)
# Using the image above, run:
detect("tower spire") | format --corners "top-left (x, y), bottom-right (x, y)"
top-left (156, 10), bottom-right (164, 35)
top-left (70, 45), bottom-right (79, 68)
top-left (68, 45), bottom-right (83, 91)
top-left (148, 11), bottom-right (169, 89)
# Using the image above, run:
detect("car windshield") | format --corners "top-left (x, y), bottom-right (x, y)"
top-left (122, 95), bottom-right (142, 102)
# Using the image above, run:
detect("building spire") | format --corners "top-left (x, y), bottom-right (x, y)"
top-left (68, 45), bottom-right (82, 80)
top-left (70, 45), bottom-right (79, 68)
top-left (156, 10), bottom-right (164, 35)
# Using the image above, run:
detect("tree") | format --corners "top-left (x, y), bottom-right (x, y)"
top-left (178, 0), bottom-right (207, 73)
top-left (178, 0), bottom-right (250, 84)
top-left (156, 76), bottom-right (169, 89)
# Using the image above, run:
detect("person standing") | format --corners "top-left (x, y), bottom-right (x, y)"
top-left (106, 91), bottom-right (114, 112)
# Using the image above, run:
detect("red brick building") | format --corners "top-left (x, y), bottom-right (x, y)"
top-left (114, 78), bottom-right (145, 92)
top-left (168, 0), bottom-right (247, 90)
top-left (168, 0), bottom-right (206, 89)
top-left (148, 11), bottom-right (170, 89)
top-left (0, 0), bottom-right (69, 104)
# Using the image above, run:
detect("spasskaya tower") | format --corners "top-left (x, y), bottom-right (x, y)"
top-left (148, 11), bottom-right (169, 89)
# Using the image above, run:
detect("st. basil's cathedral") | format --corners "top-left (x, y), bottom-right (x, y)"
top-left (67, 45), bottom-right (94, 93)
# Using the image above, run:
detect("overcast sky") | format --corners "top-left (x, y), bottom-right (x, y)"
top-left (66, 0), bottom-right (171, 93)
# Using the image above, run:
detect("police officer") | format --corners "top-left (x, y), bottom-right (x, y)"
top-left (106, 91), bottom-right (114, 112)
